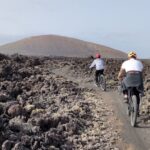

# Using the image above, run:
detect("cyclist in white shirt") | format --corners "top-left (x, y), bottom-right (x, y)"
top-left (89, 53), bottom-right (105, 86)
top-left (118, 51), bottom-right (144, 100)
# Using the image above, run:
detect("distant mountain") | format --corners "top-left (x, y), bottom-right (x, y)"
top-left (142, 59), bottom-right (150, 65)
top-left (0, 35), bottom-right (126, 58)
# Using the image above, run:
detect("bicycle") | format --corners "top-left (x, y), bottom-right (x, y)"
top-left (126, 87), bottom-right (141, 127)
top-left (97, 74), bottom-right (106, 91)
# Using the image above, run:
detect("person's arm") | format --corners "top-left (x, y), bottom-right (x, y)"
top-left (118, 62), bottom-right (126, 80)
top-left (89, 60), bottom-right (95, 69)
top-left (118, 68), bottom-right (126, 81)
top-left (140, 61), bottom-right (144, 71)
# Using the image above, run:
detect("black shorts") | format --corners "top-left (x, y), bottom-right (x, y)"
top-left (95, 69), bottom-right (104, 76)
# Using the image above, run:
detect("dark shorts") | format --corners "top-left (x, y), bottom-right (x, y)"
top-left (95, 69), bottom-right (104, 83)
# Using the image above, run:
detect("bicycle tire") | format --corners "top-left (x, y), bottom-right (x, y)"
top-left (100, 75), bottom-right (106, 91)
top-left (130, 95), bottom-right (138, 127)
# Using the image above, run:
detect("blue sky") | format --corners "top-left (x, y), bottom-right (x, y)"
top-left (0, 0), bottom-right (150, 58)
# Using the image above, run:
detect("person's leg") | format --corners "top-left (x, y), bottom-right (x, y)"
top-left (121, 79), bottom-right (128, 100)
top-left (134, 87), bottom-right (141, 116)
top-left (139, 78), bottom-right (144, 96)
top-left (99, 69), bottom-right (104, 75)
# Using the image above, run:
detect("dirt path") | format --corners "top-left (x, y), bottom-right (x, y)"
top-left (106, 91), bottom-right (150, 150)
top-left (52, 67), bottom-right (150, 150)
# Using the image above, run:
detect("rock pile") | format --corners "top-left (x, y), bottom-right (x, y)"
top-left (0, 54), bottom-right (149, 149)
top-left (0, 54), bottom-right (119, 149)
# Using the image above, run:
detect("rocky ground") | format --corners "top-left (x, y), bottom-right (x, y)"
top-left (0, 54), bottom-right (149, 150)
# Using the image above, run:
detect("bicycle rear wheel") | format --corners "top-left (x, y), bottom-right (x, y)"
top-left (130, 95), bottom-right (138, 127)
top-left (100, 75), bottom-right (106, 91)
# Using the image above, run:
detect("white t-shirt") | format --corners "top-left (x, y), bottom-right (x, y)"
top-left (121, 58), bottom-right (143, 72)
top-left (89, 58), bottom-right (105, 70)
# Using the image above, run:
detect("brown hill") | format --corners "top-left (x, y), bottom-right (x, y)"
top-left (142, 59), bottom-right (150, 65)
top-left (0, 35), bottom-right (126, 58)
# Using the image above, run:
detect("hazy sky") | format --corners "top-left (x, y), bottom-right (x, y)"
top-left (0, 0), bottom-right (150, 58)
